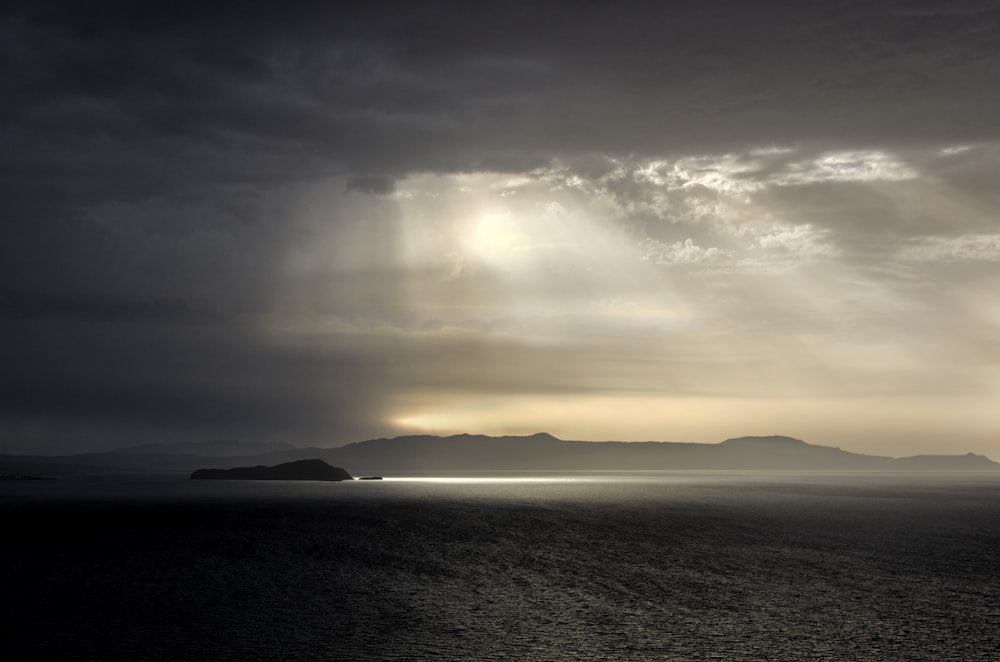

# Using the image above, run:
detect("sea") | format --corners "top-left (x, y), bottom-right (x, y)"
top-left (4, 472), bottom-right (999, 660)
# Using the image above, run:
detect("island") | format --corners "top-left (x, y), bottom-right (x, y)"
top-left (190, 458), bottom-right (353, 481)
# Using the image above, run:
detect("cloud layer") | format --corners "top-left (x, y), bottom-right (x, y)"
top-left (3, 2), bottom-right (1000, 454)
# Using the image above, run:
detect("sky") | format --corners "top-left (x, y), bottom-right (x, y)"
top-left (2, 1), bottom-right (1000, 457)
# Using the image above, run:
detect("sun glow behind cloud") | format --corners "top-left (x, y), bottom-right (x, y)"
top-left (272, 144), bottom-right (1000, 456)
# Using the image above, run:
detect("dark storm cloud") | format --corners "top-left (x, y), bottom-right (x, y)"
top-left (4, 2), bottom-right (998, 241)
top-left (346, 175), bottom-right (396, 196)
top-left (3, 0), bottom-right (1000, 452)
top-left (0, 314), bottom-right (393, 453)
top-left (5, 0), bottom-right (999, 195)
top-left (0, 292), bottom-right (210, 323)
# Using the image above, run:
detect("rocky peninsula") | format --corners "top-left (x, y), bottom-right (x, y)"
top-left (190, 458), bottom-right (352, 481)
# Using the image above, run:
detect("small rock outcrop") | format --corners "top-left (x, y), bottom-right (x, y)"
top-left (190, 459), bottom-right (353, 481)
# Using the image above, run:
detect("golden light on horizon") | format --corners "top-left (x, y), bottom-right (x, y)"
top-left (265, 148), bottom-right (1000, 460)
top-left (387, 377), bottom-right (1000, 450)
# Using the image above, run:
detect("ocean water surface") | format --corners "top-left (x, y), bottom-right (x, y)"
top-left (5, 472), bottom-right (999, 660)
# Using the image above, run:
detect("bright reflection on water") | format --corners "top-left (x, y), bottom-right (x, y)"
top-left (4, 470), bottom-right (999, 502)
top-left (387, 475), bottom-right (602, 484)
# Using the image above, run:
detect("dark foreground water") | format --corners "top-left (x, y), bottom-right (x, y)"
top-left (4, 473), bottom-right (999, 660)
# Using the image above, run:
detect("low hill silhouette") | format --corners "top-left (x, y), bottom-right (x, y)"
top-left (190, 459), bottom-right (352, 481)
top-left (4, 433), bottom-right (997, 476)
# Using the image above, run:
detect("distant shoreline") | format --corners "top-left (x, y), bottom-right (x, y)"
top-left (3, 434), bottom-right (998, 479)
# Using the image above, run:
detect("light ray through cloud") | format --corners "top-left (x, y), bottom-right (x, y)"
top-left (4, 2), bottom-right (1000, 456)
top-left (254, 144), bottom-right (1000, 456)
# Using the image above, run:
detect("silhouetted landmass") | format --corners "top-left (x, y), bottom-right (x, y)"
top-left (4, 433), bottom-right (998, 476)
top-left (298, 433), bottom-right (1000, 475)
top-left (190, 459), bottom-right (352, 481)
top-left (891, 454), bottom-right (999, 471)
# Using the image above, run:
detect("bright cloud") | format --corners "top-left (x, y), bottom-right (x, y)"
top-left (899, 233), bottom-right (1000, 262)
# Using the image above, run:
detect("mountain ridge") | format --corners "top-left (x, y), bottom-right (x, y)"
top-left (2, 433), bottom-right (997, 476)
